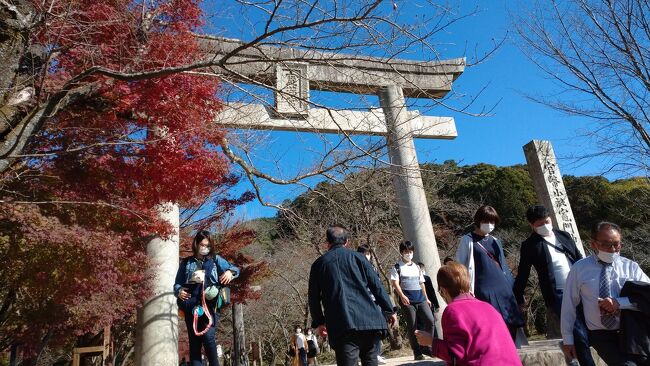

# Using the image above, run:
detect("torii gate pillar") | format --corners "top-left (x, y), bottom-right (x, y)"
top-left (135, 203), bottom-right (180, 366)
top-left (379, 85), bottom-right (444, 328)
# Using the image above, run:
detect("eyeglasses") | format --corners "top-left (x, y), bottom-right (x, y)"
top-left (594, 240), bottom-right (621, 250)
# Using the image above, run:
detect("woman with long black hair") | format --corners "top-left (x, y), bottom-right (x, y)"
top-left (174, 230), bottom-right (240, 366)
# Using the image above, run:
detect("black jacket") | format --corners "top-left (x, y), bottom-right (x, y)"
top-left (513, 229), bottom-right (582, 312)
top-left (620, 280), bottom-right (650, 359)
top-left (422, 274), bottom-right (440, 310)
top-left (308, 245), bottom-right (395, 347)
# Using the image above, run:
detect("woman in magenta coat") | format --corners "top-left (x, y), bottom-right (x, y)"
top-left (415, 261), bottom-right (521, 366)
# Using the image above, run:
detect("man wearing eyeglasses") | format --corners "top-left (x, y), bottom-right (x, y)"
top-left (561, 221), bottom-right (650, 365)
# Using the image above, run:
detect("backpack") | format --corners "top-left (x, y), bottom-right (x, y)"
top-left (393, 262), bottom-right (424, 297)
top-left (394, 262), bottom-right (424, 279)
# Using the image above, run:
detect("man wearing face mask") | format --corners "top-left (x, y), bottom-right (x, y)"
top-left (561, 222), bottom-right (650, 365)
top-left (390, 241), bottom-right (435, 361)
top-left (513, 205), bottom-right (594, 366)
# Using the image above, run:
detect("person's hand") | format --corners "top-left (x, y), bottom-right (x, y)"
top-left (426, 299), bottom-right (432, 308)
top-left (562, 344), bottom-right (577, 360)
top-left (400, 294), bottom-right (410, 306)
top-left (414, 330), bottom-right (433, 347)
top-left (387, 313), bottom-right (398, 327)
top-left (316, 325), bottom-right (327, 337)
top-left (219, 270), bottom-right (234, 285)
top-left (598, 297), bottom-right (620, 314)
top-left (178, 288), bottom-right (190, 301)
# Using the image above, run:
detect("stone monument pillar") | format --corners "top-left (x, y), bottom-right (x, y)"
top-left (135, 203), bottom-right (180, 366)
top-left (378, 85), bottom-right (445, 331)
top-left (523, 140), bottom-right (585, 256)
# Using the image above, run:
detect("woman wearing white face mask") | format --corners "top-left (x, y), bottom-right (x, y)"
top-left (455, 205), bottom-right (524, 344)
top-left (304, 328), bottom-right (319, 365)
top-left (174, 231), bottom-right (240, 366)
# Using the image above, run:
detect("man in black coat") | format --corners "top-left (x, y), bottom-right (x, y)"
top-left (308, 225), bottom-right (397, 366)
top-left (513, 205), bottom-right (594, 366)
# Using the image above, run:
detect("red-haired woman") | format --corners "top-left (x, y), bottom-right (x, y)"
top-left (415, 261), bottom-right (521, 365)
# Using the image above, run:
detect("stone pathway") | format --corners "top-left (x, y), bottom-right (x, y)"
top-left (322, 355), bottom-right (444, 366)
top-left (321, 340), bottom-right (606, 365)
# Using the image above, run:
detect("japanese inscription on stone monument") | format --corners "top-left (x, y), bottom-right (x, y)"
top-left (524, 140), bottom-right (585, 255)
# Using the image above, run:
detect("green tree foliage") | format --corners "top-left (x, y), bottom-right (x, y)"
top-left (428, 162), bottom-right (537, 232)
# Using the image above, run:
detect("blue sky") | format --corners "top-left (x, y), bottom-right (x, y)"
top-left (203, 1), bottom-right (610, 219)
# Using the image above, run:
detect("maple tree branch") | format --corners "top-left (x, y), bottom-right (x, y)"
top-left (0, 83), bottom-right (99, 173)
top-left (0, 199), bottom-right (149, 222)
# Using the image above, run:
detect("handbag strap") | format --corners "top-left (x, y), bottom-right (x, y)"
top-left (543, 240), bottom-right (577, 263)
top-left (193, 278), bottom-right (213, 336)
top-left (474, 238), bottom-right (501, 269)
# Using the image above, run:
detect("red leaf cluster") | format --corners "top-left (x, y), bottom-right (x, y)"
top-left (1, 0), bottom-right (261, 355)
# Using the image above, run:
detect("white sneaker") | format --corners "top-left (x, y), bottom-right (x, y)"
top-left (377, 356), bottom-right (387, 364)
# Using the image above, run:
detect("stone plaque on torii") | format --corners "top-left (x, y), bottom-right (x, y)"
top-left (134, 36), bottom-right (465, 365)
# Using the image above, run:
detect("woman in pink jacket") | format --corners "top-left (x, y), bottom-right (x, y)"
top-left (415, 261), bottom-right (522, 366)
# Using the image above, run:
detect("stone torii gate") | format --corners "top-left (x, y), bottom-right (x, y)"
top-left (135, 37), bottom-right (465, 365)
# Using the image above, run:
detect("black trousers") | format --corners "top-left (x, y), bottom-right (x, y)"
top-left (333, 330), bottom-right (381, 366)
top-left (589, 329), bottom-right (647, 366)
top-left (401, 302), bottom-right (435, 357)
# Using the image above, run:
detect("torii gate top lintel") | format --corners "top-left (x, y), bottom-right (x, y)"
top-left (198, 35), bottom-right (465, 99)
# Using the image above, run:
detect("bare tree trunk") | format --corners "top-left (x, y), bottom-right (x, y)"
top-left (23, 330), bottom-right (52, 366)
top-left (117, 346), bottom-right (134, 366)
top-left (9, 343), bottom-right (18, 366)
top-left (265, 341), bottom-right (276, 366)
top-left (302, 301), bottom-right (309, 330)
top-left (232, 303), bottom-right (248, 366)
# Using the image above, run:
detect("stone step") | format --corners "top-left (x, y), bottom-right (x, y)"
top-left (518, 339), bottom-right (605, 366)
top-left (321, 340), bottom-right (606, 366)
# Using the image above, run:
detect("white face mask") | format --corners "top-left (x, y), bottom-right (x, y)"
top-left (480, 223), bottom-right (495, 235)
top-left (597, 251), bottom-right (619, 263)
top-left (365, 255), bottom-right (371, 262)
top-left (535, 223), bottom-right (553, 237)
top-left (402, 252), bottom-right (414, 262)
top-left (199, 247), bottom-right (210, 256)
